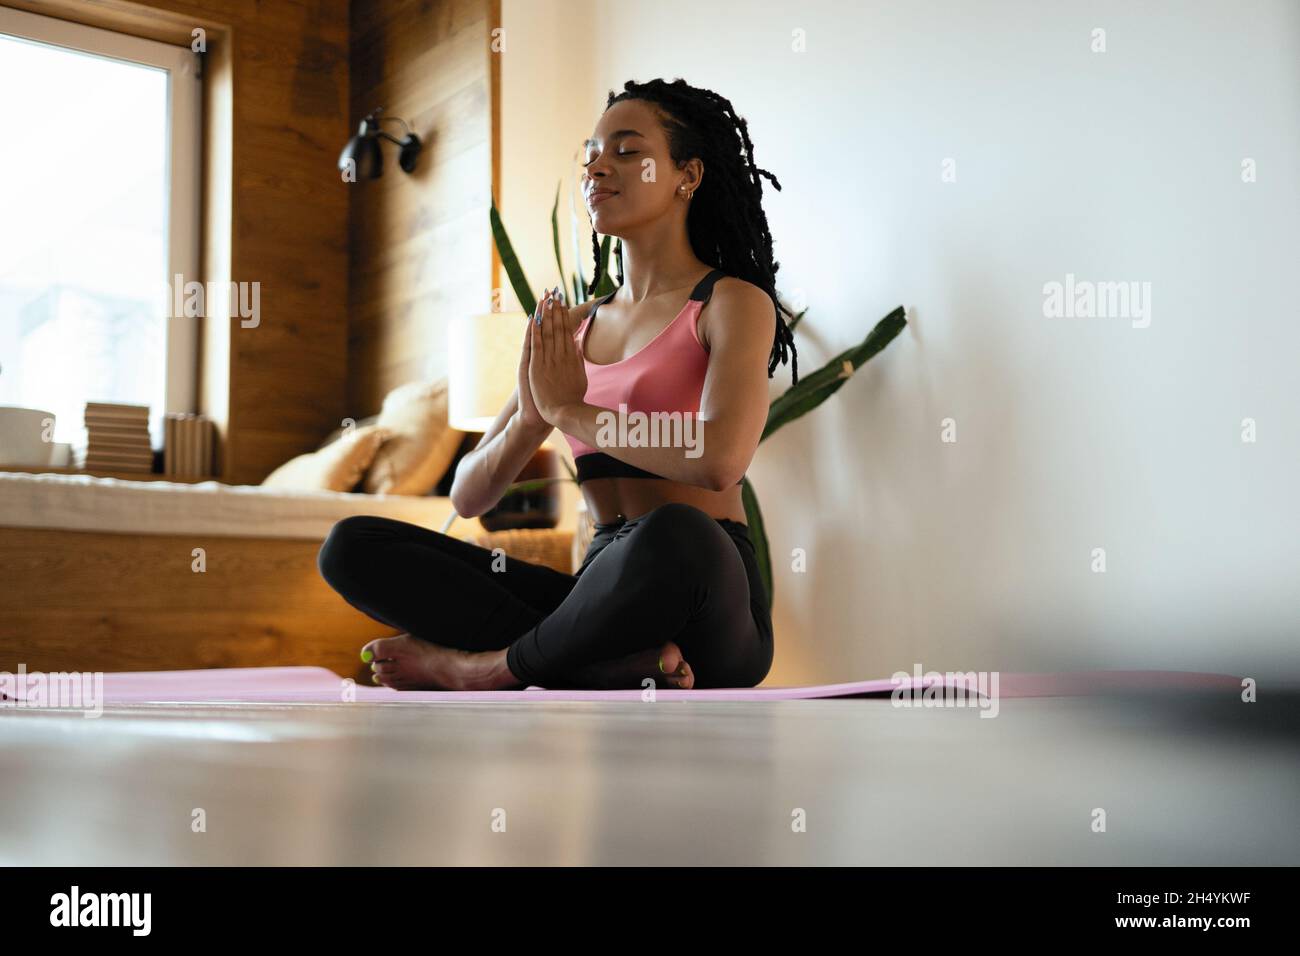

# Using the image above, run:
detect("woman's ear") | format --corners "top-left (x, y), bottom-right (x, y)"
top-left (682, 156), bottom-right (704, 193)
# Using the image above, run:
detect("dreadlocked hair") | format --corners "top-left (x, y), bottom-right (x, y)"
top-left (585, 78), bottom-right (797, 386)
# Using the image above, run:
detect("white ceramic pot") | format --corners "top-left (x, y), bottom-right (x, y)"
top-left (0, 406), bottom-right (57, 467)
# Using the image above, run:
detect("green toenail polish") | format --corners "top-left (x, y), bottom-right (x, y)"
top-left (361, 649), bottom-right (373, 662)
top-left (659, 655), bottom-right (666, 673)
top-left (372, 673), bottom-right (381, 684)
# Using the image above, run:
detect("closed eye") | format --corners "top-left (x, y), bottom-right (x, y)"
top-left (582, 150), bottom-right (639, 167)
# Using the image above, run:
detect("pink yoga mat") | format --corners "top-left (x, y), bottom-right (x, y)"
top-left (1, 666), bottom-right (1244, 705)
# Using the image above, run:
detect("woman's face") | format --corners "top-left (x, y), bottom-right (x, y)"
top-left (581, 99), bottom-right (699, 235)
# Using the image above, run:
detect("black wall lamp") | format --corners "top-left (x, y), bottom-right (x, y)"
top-left (338, 108), bottom-right (422, 179)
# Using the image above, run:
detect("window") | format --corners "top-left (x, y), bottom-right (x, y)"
top-left (0, 7), bottom-right (199, 451)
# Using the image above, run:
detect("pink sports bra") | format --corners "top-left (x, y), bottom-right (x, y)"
top-left (562, 267), bottom-right (744, 485)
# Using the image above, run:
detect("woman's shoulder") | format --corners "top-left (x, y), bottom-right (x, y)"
top-left (711, 273), bottom-right (768, 303)
top-left (698, 274), bottom-right (774, 348)
top-left (707, 277), bottom-right (764, 321)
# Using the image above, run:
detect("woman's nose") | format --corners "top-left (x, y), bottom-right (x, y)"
top-left (584, 152), bottom-right (612, 179)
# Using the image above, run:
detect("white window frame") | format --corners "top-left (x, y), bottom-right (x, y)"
top-left (0, 6), bottom-right (202, 418)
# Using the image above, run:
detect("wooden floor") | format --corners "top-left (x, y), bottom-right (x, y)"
top-left (2, 691), bottom-right (1296, 865)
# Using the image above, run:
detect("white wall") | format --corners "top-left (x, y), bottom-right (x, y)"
top-left (504, 0), bottom-right (1300, 684)
top-left (500, 0), bottom-right (601, 535)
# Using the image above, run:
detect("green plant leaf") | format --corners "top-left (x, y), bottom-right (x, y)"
top-left (761, 305), bottom-right (906, 442)
top-left (590, 235), bottom-right (619, 298)
top-left (568, 177), bottom-right (588, 301)
top-left (741, 476), bottom-right (772, 607)
top-left (550, 183), bottom-right (565, 291)
top-left (501, 476), bottom-right (575, 496)
top-left (490, 197), bottom-right (536, 315)
top-left (787, 306), bottom-right (807, 333)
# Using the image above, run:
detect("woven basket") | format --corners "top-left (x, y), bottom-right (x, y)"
top-left (471, 527), bottom-right (575, 574)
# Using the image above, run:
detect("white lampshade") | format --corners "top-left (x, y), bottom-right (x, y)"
top-left (447, 311), bottom-right (524, 432)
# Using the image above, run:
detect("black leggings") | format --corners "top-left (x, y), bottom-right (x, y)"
top-left (316, 502), bottom-right (774, 689)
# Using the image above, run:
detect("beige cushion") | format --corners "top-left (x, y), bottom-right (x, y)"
top-left (262, 424), bottom-right (390, 492)
top-left (318, 414), bottom-right (381, 451)
top-left (362, 379), bottom-right (464, 496)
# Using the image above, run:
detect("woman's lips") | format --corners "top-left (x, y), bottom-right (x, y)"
top-left (589, 191), bottom-right (618, 206)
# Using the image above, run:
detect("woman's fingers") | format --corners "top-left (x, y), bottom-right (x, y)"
top-left (532, 290), bottom-right (546, 359)
top-left (531, 306), bottom-right (542, 371)
top-left (558, 293), bottom-right (578, 352)
top-left (524, 296), bottom-right (541, 356)
top-left (552, 287), bottom-right (574, 358)
top-left (519, 312), bottom-right (534, 411)
top-left (530, 297), bottom-right (548, 389)
top-left (537, 288), bottom-right (551, 362)
top-left (543, 289), bottom-right (559, 362)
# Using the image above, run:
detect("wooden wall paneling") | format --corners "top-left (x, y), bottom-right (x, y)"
top-left (348, 0), bottom-right (495, 416)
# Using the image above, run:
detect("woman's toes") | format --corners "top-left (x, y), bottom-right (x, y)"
top-left (658, 641), bottom-right (694, 688)
top-left (358, 634), bottom-right (477, 690)
top-left (657, 641), bottom-right (682, 677)
top-left (666, 658), bottom-right (693, 688)
top-left (369, 635), bottom-right (406, 662)
top-left (375, 657), bottom-right (411, 686)
top-left (360, 635), bottom-right (398, 664)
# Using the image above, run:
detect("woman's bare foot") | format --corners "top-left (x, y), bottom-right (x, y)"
top-left (359, 634), bottom-right (694, 691)
top-left (361, 634), bottom-right (488, 690)
top-left (563, 640), bottom-right (694, 690)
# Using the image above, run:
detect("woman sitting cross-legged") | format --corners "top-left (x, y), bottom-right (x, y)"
top-left (317, 78), bottom-right (799, 690)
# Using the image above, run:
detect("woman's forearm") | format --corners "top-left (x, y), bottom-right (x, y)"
top-left (450, 412), bottom-right (553, 517)
top-left (554, 401), bottom-right (737, 491)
